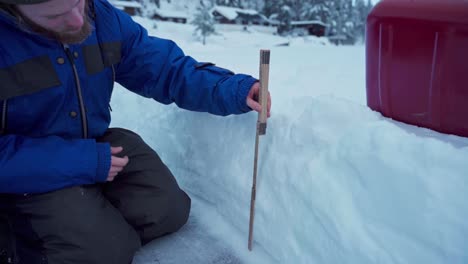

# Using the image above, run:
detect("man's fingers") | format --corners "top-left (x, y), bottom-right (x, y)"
top-left (247, 82), bottom-right (271, 118)
top-left (111, 146), bottom-right (123, 155)
top-left (251, 82), bottom-right (260, 93)
top-left (107, 172), bottom-right (117, 182)
top-left (267, 92), bottom-right (271, 109)
top-left (267, 92), bottom-right (272, 117)
top-left (107, 148), bottom-right (129, 181)
top-left (247, 96), bottom-right (271, 118)
top-left (111, 155), bottom-right (129, 167)
top-left (109, 165), bottom-right (124, 174)
top-left (247, 98), bottom-right (262, 113)
top-left (107, 156), bottom-right (128, 181)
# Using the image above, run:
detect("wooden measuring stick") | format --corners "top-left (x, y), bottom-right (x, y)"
top-left (248, 49), bottom-right (270, 251)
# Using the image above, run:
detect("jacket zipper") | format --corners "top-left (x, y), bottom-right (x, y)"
top-left (0, 100), bottom-right (7, 135)
top-left (109, 65), bottom-right (115, 112)
top-left (63, 44), bottom-right (88, 139)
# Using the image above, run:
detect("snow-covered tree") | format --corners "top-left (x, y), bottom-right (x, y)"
top-left (192, 0), bottom-right (216, 45)
top-left (352, 0), bottom-right (367, 43)
top-left (262, 0), bottom-right (279, 18)
top-left (243, 0), bottom-right (263, 10)
top-left (325, 0), bottom-right (357, 44)
top-left (138, 0), bottom-right (157, 18)
top-left (301, 0), bottom-right (330, 22)
top-left (277, 4), bottom-right (294, 35)
top-left (154, 0), bottom-right (374, 45)
top-left (215, 0), bottom-right (242, 7)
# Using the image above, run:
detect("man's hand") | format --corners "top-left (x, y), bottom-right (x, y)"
top-left (108, 146), bottom-right (129, 181)
top-left (246, 82), bottom-right (271, 117)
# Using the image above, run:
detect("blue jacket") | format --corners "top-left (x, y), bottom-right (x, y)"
top-left (0, 0), bottom-right (256, 194)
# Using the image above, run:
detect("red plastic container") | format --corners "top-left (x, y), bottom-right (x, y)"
top-left (366, 0), bottom-right (468, 137)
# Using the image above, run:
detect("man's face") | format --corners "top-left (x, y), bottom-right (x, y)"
top-left (16, 0), bottom-right (92, 44)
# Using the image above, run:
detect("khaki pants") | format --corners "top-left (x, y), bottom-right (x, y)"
top-left (0, 128), bottom-right (191, 264)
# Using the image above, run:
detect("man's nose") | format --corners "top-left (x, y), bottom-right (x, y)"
top-left (65, 8), bottom-right (84, 29)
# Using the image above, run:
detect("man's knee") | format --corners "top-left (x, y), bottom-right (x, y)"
top-left (138, 188), bottom-right (191, 244)
top-left (166, 189), bottom-right (191, 233)
top-left (99, 127), bottom-right (192, 243)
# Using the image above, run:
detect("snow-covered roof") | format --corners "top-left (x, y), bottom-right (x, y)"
top-left (236, 9), bottom-right (258, 16)
top-left (154, 8), bottom-right (187, 19)
top-left (291, 20), bottom-right (327, 27)
top-left (109, 0), bottom-right (142, 8)
top-left (211, 5), bottom-right (259, 21)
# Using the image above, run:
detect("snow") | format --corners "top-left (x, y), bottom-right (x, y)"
top-left (212, 6), bottom-right (259, 21)
top-left (110, 18), bottom-right (468, 264)
top-left (291, 20), bottom-right (328, 26)
top-left (154, 8), bottom-right (188, 19)
top-left (109, 0), bottom-right (142, 8)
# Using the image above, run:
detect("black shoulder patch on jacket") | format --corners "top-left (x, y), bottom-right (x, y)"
top-left (0, 56), bottom-right (61, 100)
top-left (194, 62), bottom-right (235, 75)
top-left (83, 42), bottom-right (121, 75)
top-left (195, 62), bottom-right (215, 69)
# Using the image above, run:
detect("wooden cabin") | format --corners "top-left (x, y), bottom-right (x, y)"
top-left (109, 0), bottom-right (142, 16)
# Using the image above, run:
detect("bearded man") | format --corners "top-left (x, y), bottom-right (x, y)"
top-left (0, 0), bottom-right (271, 263)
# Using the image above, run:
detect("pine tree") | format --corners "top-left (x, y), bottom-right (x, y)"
top-left (262, 0), bottom-right (280, 18)
top-left (243, 0), bottom-right (263, 10)
top-left (366, 0), bottom-right (375, 15)
top-left (277, 3), bottom-right (293, 35)
top-left (215, 0), bottom-right (242, 7)
top-left (185, 0), bottom-right (374, 45)
top-left (153, 0), bottom-right (160, 8)
top-left (192, 0), bottom-right (216, 45)
top-left (287, 0), bottom-right (303, 21)
top-left (302, 0), bottom-right (331, 22)
top-left (353, 0), bottom-right (367, 43)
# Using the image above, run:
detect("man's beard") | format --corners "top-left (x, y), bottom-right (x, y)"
top-left (53, 19), bottom-right (93, 44)
top-left (18, 6), bottom-right (93, 44)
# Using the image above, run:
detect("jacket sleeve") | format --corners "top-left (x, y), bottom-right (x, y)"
top-left (110, 6), bottom-right (257, 116)
top-left (0, 134), bottom-right (111, 194)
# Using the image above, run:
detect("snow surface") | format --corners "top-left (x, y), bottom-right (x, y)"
top-left (154, 8), bottom-right (188, 19)
top-left (110, 18), bottom-right (468, 264)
